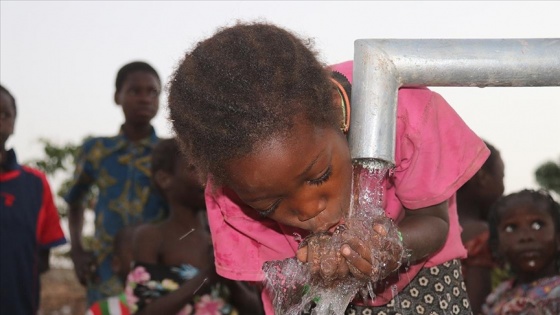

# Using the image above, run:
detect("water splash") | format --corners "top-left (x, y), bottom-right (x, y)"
top-left (263, 159), bottom-right (406, 314)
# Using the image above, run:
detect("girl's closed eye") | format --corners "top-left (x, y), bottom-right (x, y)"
top-left (258, 199), bottom-right (282, 217)
top-left (308, 165), bottom-right (332, 186)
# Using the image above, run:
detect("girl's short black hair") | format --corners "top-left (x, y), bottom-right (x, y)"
top-left (167, 22), bottom-right (340, 185)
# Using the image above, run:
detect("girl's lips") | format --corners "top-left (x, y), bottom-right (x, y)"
top-left (327, 218), bottom-right (346, 233)
top-left (517, 250), bottom-right (541, 260)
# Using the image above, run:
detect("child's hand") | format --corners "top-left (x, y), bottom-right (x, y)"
top-left (296, 232), bottom-right (349, 283)
top-left (296, 218), bottom-right (404, 284)
top-left (340, 222), bottom-right (403, 282)
top-left (70, 247), bottom-right (97, 286)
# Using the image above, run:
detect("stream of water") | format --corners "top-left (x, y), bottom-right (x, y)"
top-left (263, 159), bottom-right (406, 315)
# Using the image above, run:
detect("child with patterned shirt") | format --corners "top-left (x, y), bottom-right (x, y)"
top-left (483, 189), bottom-right (560, 314)
top-left (65, 61), bottom-right (169, 305)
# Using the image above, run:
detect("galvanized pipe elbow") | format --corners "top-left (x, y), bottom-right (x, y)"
top-left (349, 38), bottom-right (560, 165)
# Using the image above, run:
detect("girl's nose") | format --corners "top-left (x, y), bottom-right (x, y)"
top-left (517, 227), bottom-right (536, 243)
top-left (293, 196), bottom-right (328, 222)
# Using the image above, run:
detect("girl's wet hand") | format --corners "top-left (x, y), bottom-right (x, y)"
top-left (341, 222), bottom-right (403, 282)
top-left (340, 230), bottom-right (374, 279)
top-left (297, 232), bottom-right (349, 282)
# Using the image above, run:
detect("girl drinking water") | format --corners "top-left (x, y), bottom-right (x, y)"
top-left (167, 22), bottom-right (489, 314)
top-left (483, 189), bottom-right (560, 314)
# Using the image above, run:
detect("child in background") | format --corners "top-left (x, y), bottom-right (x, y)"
top-left (458, 141), bottom-right (505, 314)
top-left (126, 138), bottom-right (264, 315)
top-left (87, 226), bottom-right (137, 315)
top-left (65, 61), bottom-right (169, 305)
top-left (1, 84), bottom-right (67, 315)
top-left (167, 22), bottom-right (489, 314)
top-left (482, 189), bottom-right (560, 314)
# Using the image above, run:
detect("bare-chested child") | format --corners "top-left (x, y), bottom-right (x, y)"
top-left (126, 138), bottom-right (263, 314)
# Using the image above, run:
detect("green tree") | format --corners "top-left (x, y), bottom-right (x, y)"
top-left (535, 157), bottom-right (560, 195)
top-left (28, 137), bottom-right (97, 255)
top-left (28, 137), bottom-right (93, 217)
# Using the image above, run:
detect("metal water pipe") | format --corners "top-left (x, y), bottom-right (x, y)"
top-left (349, 38), bottom-right (560, 165)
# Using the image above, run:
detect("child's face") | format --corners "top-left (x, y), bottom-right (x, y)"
top-left (0, 91), bottom-right (15, 146)
top-left (225, 119), bottom-right (352, 233)
top-left (115, 71), bottom-right (160, 125)
top-left (497, 201), bottom-right (559, 279)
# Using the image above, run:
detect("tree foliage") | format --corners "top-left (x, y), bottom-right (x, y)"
top-left (28, 137), bottom-right (92, 217)
top-left (535, 157), bottom-right (560, 196)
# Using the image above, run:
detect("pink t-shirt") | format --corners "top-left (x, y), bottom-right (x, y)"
top-left (205, 60), bottom-right (490, 312)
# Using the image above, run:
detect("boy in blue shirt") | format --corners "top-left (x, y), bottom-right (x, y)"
top-left (65, 61), bottom-right (168, 305)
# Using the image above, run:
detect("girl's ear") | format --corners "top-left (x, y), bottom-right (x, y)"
top-left (114, 90), bottom-right (122, 106)
top-left (154, 170), bottom-right (172, 192)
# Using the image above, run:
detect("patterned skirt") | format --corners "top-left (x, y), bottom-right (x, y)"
top-left (344, 259), bottom-right (473, 315)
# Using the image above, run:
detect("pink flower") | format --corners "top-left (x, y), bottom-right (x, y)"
top-left (194, 295), bottom-right (225, 315)
top-left (127, 266), bottom-right (150, 284)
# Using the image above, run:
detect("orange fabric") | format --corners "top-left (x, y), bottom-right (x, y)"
top-left (462, 230), bottom-right (496, 277)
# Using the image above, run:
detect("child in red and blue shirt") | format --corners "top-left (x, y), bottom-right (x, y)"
top-left (0, 84), bottom-right (67, 315)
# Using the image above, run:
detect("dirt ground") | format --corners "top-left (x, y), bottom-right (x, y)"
top-left (39, 268), bottom-right (87, 315)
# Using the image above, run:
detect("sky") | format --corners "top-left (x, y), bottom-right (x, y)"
top-left (1, 1), bottom-right (560, 196)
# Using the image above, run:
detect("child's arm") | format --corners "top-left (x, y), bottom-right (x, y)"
top-left (396, 200), bottom-right (449, 262)
top-left (38, 248), bottom-right (51, 274)
top-left (66, 141), bottom-right (96, 286)
top-left (68, 201), bottom-right (95, 285)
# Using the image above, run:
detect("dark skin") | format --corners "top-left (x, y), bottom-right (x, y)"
top-left (496, 201), bottom-right (560, 285)
top-left (1, 90), bottom-right (51, 274)
top-left (68, 70), bottom-right (161, 285)
top-left (133, 156), bottom-right (263, 315)
top-left (225, 115), bottom-right (450, 283)
top-left (0, 91), bottom-right (16, 171)
top-left (458, 151), bottom-right (504, 315)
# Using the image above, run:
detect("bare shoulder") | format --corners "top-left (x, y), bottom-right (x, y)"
top-left (132, 223), bottom-right (163, 263)
top-left (134, 223), bottom-right (161, 240)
